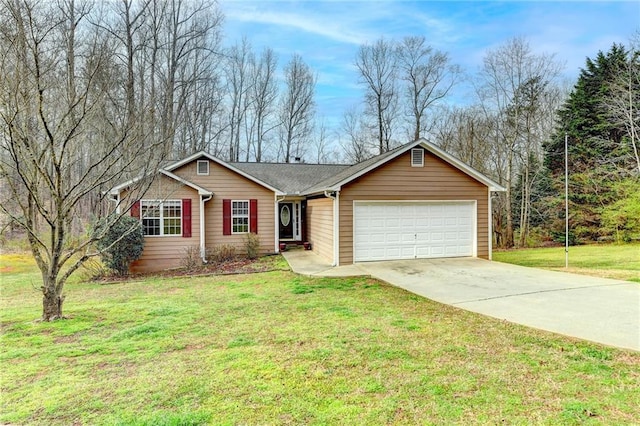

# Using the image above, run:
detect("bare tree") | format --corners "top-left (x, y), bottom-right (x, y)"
top-left (355, 37), bottom-right (399, 154)
top-left (278, 54), bottom-right (316, 163)
top-left (605, 35), bottom-right (640, 174)
top-left (340, 106), bottom-right (372, 163)
top-left (476, 37), bottom-right (562, 248)
top-left (225, 37), bottom-right (253, 161)
top-left (246, 47), bottom-right (278, 162)
top-left (397, 36), bottom-right (461, 141)
top-left (0, 0), bottom-right (166, 320)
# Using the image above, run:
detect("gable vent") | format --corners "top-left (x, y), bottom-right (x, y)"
top-left (197, 160), bottom-right (209, 175)
top-left (411, 148), bottom-right (424, 167)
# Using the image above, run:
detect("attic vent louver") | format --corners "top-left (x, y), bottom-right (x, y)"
top-left (411, 148), bottom-right (424, 167)
top-left (197, 160), bottom-right (209, 175)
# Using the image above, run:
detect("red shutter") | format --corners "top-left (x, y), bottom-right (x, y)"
top-left (250, 199), bottom-right (258, 234)
top-left (182, 199), bottom-right (192, 238)
top-left (131, 200), bottom-right (140, 219)
top-left (222, 199), bottom-right (231, 235)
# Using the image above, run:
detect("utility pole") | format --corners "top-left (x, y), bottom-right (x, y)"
top-left (565, 133), bottom-right (569, 269)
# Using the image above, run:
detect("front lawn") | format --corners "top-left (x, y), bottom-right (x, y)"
top-left (493, 243), bottom-right (640, 282)
top-left (1, 254), bottom-right (639, 425)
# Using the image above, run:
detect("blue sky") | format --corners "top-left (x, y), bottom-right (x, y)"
top-left (220, 0), bottom-right (640, 130)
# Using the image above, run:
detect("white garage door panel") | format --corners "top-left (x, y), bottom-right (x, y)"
top-left (354, 202), bottom-right (475, 262)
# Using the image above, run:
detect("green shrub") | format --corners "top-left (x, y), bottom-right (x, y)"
top-left (601, 178), bottom-right (640, 243)
top-left (95, 214), bottom-right (144, 275)
top-left (244, 232), bottom-right (260, 259)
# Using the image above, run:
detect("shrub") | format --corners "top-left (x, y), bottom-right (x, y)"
top-left (206, 244), bottom-right (236, 263)
top-left (95, 214), bottom-right (144, 275)
top-left (181, 246), bottom-right (202, 272)
top-left (244, 232), bottom-right (260, 259)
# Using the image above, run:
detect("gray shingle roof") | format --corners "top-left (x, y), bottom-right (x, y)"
top-left (302, 142), bottom-right (413, 194)
top-left (229, 162), bottom-right (351, 194)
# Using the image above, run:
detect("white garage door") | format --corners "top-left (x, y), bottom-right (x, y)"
top-left (354, 201), bottom-right (475, 262)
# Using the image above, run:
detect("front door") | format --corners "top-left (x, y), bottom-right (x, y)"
top-left (279, 203), bottom-right (294, 239)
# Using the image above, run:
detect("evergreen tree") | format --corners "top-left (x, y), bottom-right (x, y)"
top-left (543, 44), bottom-right (637, 242)
top-left (545, 44), bottom-right (629, 174)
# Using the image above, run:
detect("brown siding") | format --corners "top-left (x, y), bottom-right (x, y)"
top-left (339, 150), bottom-right (489, 265)
top-left (126, 175), bottom-right (201, 273)
top-left (172, 159), bottom-right (276, 256)
top-left (306, 197), bottom-right (334, 263)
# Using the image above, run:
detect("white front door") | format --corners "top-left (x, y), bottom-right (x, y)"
top-left (353, 201), bottom-right (476, 262)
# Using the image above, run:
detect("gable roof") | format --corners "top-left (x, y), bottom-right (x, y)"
top-left (108, 169), bottom-right (213, 196)
top-left (164, 151), bottom-right (284, 194)
top-left (303, 139), bottom-right (505, 194)
top-left (110, 139), bottom-right (505, 197)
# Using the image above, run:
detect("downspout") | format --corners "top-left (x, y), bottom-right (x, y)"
top-left (200, 194), bottom-right (213, 263)
top-left (488, 191), bottom-right (493, 261)
top-left (275, 194), bottom-right (286, 252)
top-left (324, 190), bottom-right (340, 266)
top-left (108, 192), bottom-right (120, 214)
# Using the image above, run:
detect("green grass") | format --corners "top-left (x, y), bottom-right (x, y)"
top-left (494, 243), bottom-right (640, 283)
top-left (2, 254), bottom-right (640, 425)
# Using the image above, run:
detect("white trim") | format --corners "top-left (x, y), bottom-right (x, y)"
top-left (164, 151), bottom-right (283, 195)
top-left (488, 192), bottom-right (493, 260)
top-left (417, 140), bottom-right (505, 192)
top-left (352, 199), bottom-right (477, 262)
top-left (411, 148), bottom-right (424, 167)
top-left (231, 199), bottom-right (250, 234)
top-left (277, 200), bottom-right (302, 241)
top-left (140, 199), bottom-right (182, 237)
top-left (200, 194), bottom-right (213, 262)
top-left (160, 170), bottom-right (212, 195)
top-left (321, 139), bottom-right (506, 193)
top-left (108, 169), bottom-right (213, 196)
top-left (275, 195), bottom-right (285, 252)
top-left (334, 191), bottom-right (340, 266)
top-left (196, 160), bottom-right (210, 175)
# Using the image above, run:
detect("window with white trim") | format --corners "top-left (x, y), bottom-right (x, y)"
top-left (411, 148), bottom-right (424, 167)
top-left (197, 160), bottom-right (209, 175)
top-left (232, 200), bottom-right (249, 233)
top-left (141, 200), bottom-right (182, 236)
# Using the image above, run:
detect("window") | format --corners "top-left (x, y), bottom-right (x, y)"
top-left (223, 199), bottom-right (257, 235)
top-left (197, 160), bottom-right (209, 175)
top-left (411, 148), bottom-right (424, 167)
top-left (232, 200), bottom-right (249, 233)
top-left (141, 200), bottom-right (182, 236)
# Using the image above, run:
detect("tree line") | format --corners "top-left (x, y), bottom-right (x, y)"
top-left (1, 0), bottom-right (638, 320)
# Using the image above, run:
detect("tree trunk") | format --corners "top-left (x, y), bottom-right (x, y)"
top-left (42, 277), bottom-right (64, 321)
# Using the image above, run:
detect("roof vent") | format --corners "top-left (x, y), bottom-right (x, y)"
top-left (411, 148), bottom-right (424, 167)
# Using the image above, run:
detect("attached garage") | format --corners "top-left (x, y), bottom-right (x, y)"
top-left (353, 201), bottom-right (476, 262)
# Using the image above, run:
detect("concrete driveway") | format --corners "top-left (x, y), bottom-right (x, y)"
top-left (282, 251), bottom-right (640, 351)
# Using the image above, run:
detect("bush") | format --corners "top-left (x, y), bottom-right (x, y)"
top-left (181, 246), bottom-right (202, 272)
top-left (206, 244), bottom-right (236, 263)
top-left (601, 178), bottom-right (640, 243)
top-left (95, 214), bottom-right (144, 275)
top-left (244, 232), bottom-right (260, 259)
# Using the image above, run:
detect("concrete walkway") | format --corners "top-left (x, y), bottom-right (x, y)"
top-left (282, 250), bottom-right (640, 351)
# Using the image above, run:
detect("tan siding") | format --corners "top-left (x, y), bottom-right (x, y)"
top-left (306, 197), bottom-right (333, 263)
top-left (339, 150), bottom-right (489, 265)
top-left (126, 175), bottom-right (201, 273)
top-left (172, 160), bottom-right (276, 256)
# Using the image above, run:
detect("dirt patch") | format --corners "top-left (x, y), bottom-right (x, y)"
top-left (91, 256), bottom-right (289, 284)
